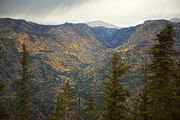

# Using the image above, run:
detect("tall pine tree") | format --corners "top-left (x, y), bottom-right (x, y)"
top-left (15, 34), bottom-right (33, 120)
top-left (0, 82), bottom-right (7, 118)
top-left (102, 52), bottom-right (129, 120)
top-left (84, 97), bottom-right (97, 120)
top-left (84, 62), bottom-right (101, 120)
top-left (84, 88), bottom-right (101, 120)
top-left (133, 59), bottom-right (149, 120)
top-left (0, 46), bottom-right (8, 118)
top-left (145, 25), bottom-right (179, 119)
top-left (51, 80), bottom-right (76, 120)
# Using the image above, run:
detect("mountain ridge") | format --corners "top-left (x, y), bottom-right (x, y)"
top-left (0, 17), bottom-right (180, 119)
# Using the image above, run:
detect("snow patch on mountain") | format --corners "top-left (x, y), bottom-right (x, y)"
top-left (86, 20), bottom-right (121, 29)
top-left (170, 18), bottom-right (180, 23)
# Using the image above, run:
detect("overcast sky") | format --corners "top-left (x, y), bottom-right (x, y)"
top-left (0, 0), bottom-right (180, 27)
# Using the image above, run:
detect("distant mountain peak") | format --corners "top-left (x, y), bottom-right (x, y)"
top-left (170, 18), bottom-right (180, 23)
top-left (86, 20), bottom-right (121, 29)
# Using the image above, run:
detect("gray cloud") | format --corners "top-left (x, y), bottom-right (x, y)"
top-left (0, 0), bottom-right (179, 26)
top-left (0, 0), bottom-right (92, 16)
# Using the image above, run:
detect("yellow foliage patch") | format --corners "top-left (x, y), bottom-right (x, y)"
top-left (120, 44), bottom-right (136, 52)
top-left (67, 43), bottom-right (78, 49)
top-left (16, 34), bottom-right (48, 54)
top-left (16, 34), bottom-right (28, 52)
top-left (46, 56), bottom-right (71, 73)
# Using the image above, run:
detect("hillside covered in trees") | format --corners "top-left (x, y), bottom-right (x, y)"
top-left (0, 18), bottom-right (180, 120)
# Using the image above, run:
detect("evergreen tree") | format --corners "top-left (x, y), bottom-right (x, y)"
top-left (15, 35), bottom-right (33, 120)
top-left (145, 25), bottom-right (179, 119)
top-left (176, 61), bottom-right (180, 119)
top-left (84, 97), bottom-right (97, 120)
top-left (76, 71), bottom-right (83, 120)
top-left (0, 46), bottom-right (7, 118)
top-left (133, 59), bottom-right (148, 120)
top-left (84, 94), bottom-right (101, 120)
top-left (0, 82), bottom-right (7, 118)
top-left (173, 61), bottom-right (180, 120)
top-left (84, 62), bottom-right (101, 120)
top-left (51, 80), bottom-right (76, 120)
top-left (102, 52), bottom-right (129, 120)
